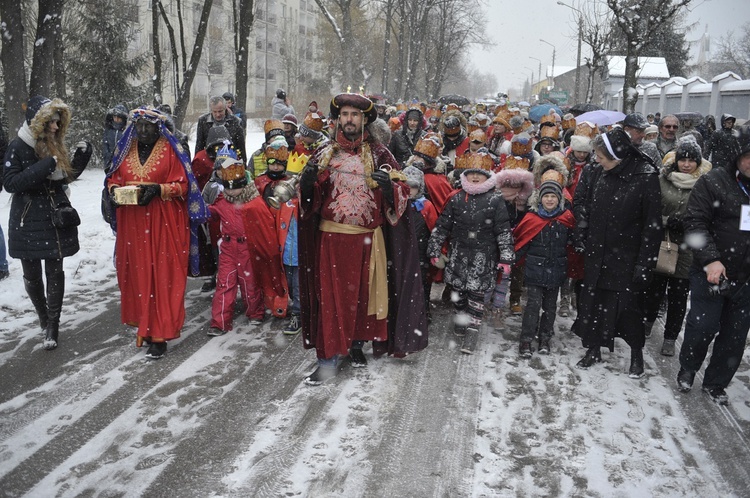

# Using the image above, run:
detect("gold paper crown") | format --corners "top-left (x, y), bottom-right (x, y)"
top-left (217, 161), bottom-right (246, 182)
top-left (561, 113), bottom-right (577, 130)
top-left (455, 151), bottom-right (494, 171)
top-left (396, 103), bottom-right (408, 111)
top-left (540, 114), bottom-right (557, 126)
top-left (541, 168), bottom-right (565, 186)
top-left (388, 117), bottom-right (402, 132)
top-left (414, 133), bottom-right (442, 159)
top-left (286, 150), bottom-right (309, 174)
top-left (302, 112), bottom-right (324, 132)
top-left (540, 125), bottom-right (560, 139)
top-left (574, 121), bottom-right (599, 139)
top-left (446, 103), bottom-right (460, 112)
top-left (505, 156), bottom-right (530, 170)
top-left (264, 119), bottom-right (283, 135)
top-left (511, 139), bottom-right (532, 156)
top-left (469, 129), bottom-right (486, 143)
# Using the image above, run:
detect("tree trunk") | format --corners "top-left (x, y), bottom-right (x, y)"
top-left (234, 0), bottom-right (254, 113)
top-left (173, 0), bottom-right (214, 129)
top-left (30, 0), bottom-right (64, 98)
top-left (0, 0), bottom-right (28, 133)
top-left (156, 1), bottom-right (181, 104)
top-left (621, 50), bottom-right (639, 113)
top-left (152, 1), bottom-right (163, 105)
top-left (380, 0), bottom-right (394, 95)
top-left (53, 29), bottom-right (66, 99)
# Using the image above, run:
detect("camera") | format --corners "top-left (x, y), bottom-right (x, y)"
top-left (708, 276), bottom-right (734, 297)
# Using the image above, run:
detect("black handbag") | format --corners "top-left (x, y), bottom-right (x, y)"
top-left (48, 188), bottom-right (81, 229)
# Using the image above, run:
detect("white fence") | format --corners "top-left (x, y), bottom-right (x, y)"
top-left (609, 71), bottom-right (750, 120)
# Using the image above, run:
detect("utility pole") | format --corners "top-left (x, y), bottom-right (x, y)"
top-left (557, 1), bottom-right (584, 103)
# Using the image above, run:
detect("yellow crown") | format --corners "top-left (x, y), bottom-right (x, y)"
top-left (505, 156), bottom-right (530, 170)
top-left (286, 151), bottom-right (309, 174)
top-left (455, 151), bottom-right (494, 171)
top-left (414, 133), bottom-right (442, 159)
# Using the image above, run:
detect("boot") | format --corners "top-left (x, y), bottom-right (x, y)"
top-left (44, 271), bottom-right (65, 350)
top-left (24, 276), bottom-right (48, 332)
top-left (460, 327), bottom-right (479, 354)
top-left (628, 347), bottom-right (644, 379)
top-left (661, 339), bottom-right (676, 357)
top-left (558, 280), bottom-right (572, 317)
top-left (644, 320), bottom-right (655, 338)
top-left (576, 347), bottom-right (602, 369)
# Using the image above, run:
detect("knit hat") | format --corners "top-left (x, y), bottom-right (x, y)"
top-left (264, 119), bottom-right (285, 142)
top-left (282, 114), bottom-right (298, 128)
top-left (25, 95), bottom-right (52, 125)
top-left (222, 92), bottom-right (235, 102)
top-left (645, 124), bottom-right (658, 136)
top-left (539, 179), bottom-right (563, 201)
top-left (674, 136), bottom-right (702, 164)
top-left (276, 88), bottom-right (286, 100)
top-left (402, 165), bottom-right (425, 197)
top-left (570, 135), bottom-right (592, 153)
top-left (206, 125), bottom-right (232, 150)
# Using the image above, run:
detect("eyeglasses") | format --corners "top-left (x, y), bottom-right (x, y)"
top-left (470, 140), bottom-right (484, 144)
top-left (662, 125), bottom-right (679, 130)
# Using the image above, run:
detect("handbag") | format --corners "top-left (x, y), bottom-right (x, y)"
top-left (655, 232), bottom-right (678, 276)
top-left (48, 188), bottom-right (81, 229)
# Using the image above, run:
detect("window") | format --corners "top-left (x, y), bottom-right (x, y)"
top-left (256, 39), bottom-right (264, 50)
top-left (267, 41), bottom-right (275, 53)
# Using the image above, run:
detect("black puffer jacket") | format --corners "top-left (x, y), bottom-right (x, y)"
top-left (684, 148), bottom-right (750, 284)
top-left (704, 114), bottom-right (741, 170)
top-left (427, 175), bottom-right (514, 293)
top-left (388, 109), bottom-right (426, 166)
top-left (517, 205), bottom-right (571, 289)
top-left (4, 138), bottom-right (90, 259)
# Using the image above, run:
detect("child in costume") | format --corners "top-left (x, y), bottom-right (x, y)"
top-left (512, 171), bottom-right (575, 357)
top-left (205, 145), bottom-right (264, 335)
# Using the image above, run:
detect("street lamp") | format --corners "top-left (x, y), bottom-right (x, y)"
top-left (529, 56), bottom-right (542, 93)
top-left (557, 1), bottom-right (583, 103)
top-left (539, 39), bottom-right (556, 90)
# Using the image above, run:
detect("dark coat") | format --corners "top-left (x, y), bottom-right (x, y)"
top-left (684, 159), bottom-right (750, 285)
top-left (574, 155), bottom-right (663, 291)
top-left (101, 105), bottom-right (128, 170)
top-left (195, 112), bottom-right (246, 165)
top-left (517, 211), bottom-right (571, 289)
top-left (427, 183), bottom-right (515, 293)
top-left (388, 109), bottom-right (426, 165)
top-left (4, 138), bottom-right (90, 260)
top-left (704, 125), bottom-right (740, 170)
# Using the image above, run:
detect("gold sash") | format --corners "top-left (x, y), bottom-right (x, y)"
top-left (319, 219), bottom-right (388, 320)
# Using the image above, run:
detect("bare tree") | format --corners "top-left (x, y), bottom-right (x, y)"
top-left (605, 0), bottom-right (692, 113)
top-left (715, 23), bottom-right (750, 79)
top-left (152, 3), bottom-right (163, 105)
top-left (232, 0), bottom-right (255, 113)
top-left (578, 1), bottom-right (614, 104)
top-left (0, 0), bottom-right (28, 132)
top-left (313, 0), bottom-right (358, 86)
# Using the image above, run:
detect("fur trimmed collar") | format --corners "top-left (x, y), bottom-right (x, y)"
top-left (460, 172), bottom-right (496, 194)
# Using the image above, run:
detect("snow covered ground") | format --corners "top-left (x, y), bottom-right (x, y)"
top-left (0, 126), bottom-right (749, 496)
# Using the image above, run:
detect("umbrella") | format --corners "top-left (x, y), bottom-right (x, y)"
top-left (575, 110), bottom-right (626, 126)
top-left (437, 94), bottom-right (470, 106)
top-left (570, 103), bottom-right (603, 114)
top-left (674, 111), bottom-right (704, 128)
top-left (529, 104), bottom-right (562, 123)
top-left (517, 101), bottom-right (531, 107)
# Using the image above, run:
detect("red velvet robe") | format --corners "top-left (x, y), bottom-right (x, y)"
top-left (107, 138), bottom-right (190, 345)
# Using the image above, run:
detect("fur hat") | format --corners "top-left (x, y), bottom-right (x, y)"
top-left (402, 165), bottom-right (425, 197)
top-left (674, 136), bottom-right (702, 164)
top-left (330, 93), bottom-right (378, 124)
top-left (509, 115), bottom-right (525, 134)
top-left (495, 167), bottom-right (535, 201)
top-left (570, 135), bottom-right (591, 153)
top-left (533, 154), bottom-right (569, 187)
top-left (25, 96), bottom-right (71, 140)
top-left (264, 119), bottom-right (285, 142)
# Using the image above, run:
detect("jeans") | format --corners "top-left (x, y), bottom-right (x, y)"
top-left (679, 267), bottom-right (750, 389)
top-left (284, 264), bottom-right (300, 315)
top-left (520, 284), bottom-right (559, 342)
top-left (0, 222), bottom-right (8, 273)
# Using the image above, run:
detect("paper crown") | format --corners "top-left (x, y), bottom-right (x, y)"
top-left (474, 113), bottom-right (490, 127)
top-left (540, 124), bottom-right (560, 139)
top-left (561, 113), bottom-right (577, 130)
top-left (264, 119), bottom-right (284, 141)
top-left (414, 132), bottom-right (442, 160)
top-left (469, 129), bottom-right (487, 143)
top-left (505, 156), bottom-right (531, 170)
top-left (511, 136), bottom-right (533, 156)
top-left (388, 117), bottom-right (402, 132)
top-left (540, 168), bottom-right (565, 186)
top-left (286, 150), bottom-right (309, 174)
top-left (445, 103), bottom-right (460, 112)
top-left (265, 135), bottom-right (289, 162)
top-left (455, 151), bottom-right (494, 171)
top-left (215, 143), bottom-right (245, 186)
top-left (540, 113), bottom-right (557, 127)
top-left (302, 112), bottom-right (325, 132)
top-left (396, 103), bottom-right (408, 111)
top-left (575, 121), bottom-right (599, 139)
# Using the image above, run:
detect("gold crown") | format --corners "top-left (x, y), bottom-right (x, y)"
top-left (264, 119), bottom-right (283, 135)
top-left (302, 112), bottom-right (324, 132)
top-left (265, 145), bottom-right (289, 162)
top-left (540, 125), bottom-right (560, 139)
top-left (455, 151), bottom-right (494, 171)
top-left (541, 168), bottom-right (565, 186)
top-left (469, 129), bottom-right (486, 143)
top-left (540, 113), bottom-right (557, 126)
top-left (286, 151), bottom-right (309, 174)
top-left (217, 161), bottom-right (246, 182)
top-left (414, 133), bottom-right (442, 158)
top-left (561, 113), bottom-right (577, 130)
top-left (505, 156), bottom-right (530, 170)
top-left (511, 139), bottom-right (532, 156)
top-left (575, 121), bottom-right (599, 139)
top-left (396, 103), bottom-right (408, 111)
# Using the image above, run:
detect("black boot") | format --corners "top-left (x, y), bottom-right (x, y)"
top-left (628, 347), bottom-right (645, 379)
top-left (24, 276), bottom-right (48, 332)
top-left (44, 271), bottom-right (65, 350)
top-left (576, 347), bottom-right (602, 369)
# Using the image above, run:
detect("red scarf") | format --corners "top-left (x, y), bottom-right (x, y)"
top-left (513, 210), bottom-right (576, 254)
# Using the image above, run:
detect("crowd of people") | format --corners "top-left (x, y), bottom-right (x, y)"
top-left (1, 91), bottom-right (749, 402)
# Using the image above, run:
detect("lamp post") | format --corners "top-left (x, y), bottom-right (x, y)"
top-left (557, 1), bottom-right (583, 103)
top-left (539, 39), bottom-right (556, 91)
top-left (529, 56), bottom-right (542, 98)
top-left (524, 66), bottom-right (535, 101)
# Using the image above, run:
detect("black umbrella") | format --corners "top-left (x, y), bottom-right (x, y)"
top-left (437, 94), bottom-right (470, 106)
top-left (570, 103), bottom-right (603, 115)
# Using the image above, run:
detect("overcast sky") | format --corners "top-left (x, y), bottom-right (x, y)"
top-left (472, 0), bottom-right (750, 94)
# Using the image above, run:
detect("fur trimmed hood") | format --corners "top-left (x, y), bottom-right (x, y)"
top-left (367, 118), bottom-right (392, 146)
top-left (495, 167), bottom-right (535, 202)
top-left (28, 98), bottom-right (71, 141)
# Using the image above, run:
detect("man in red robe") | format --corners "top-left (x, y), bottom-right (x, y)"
top-left (107, 107), bottom-right (208, 359)
top-left (299, 93), bottom-right (428, 385)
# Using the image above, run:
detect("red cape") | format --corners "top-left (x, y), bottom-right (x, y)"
top-left (513, 210), bottom-right (576, 255)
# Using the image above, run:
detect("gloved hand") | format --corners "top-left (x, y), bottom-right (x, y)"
top-left (430, 257), bottom-right (441, 267)
top-left (75, 141), bottom-right (91, 154)
top-left (299, 164), bottom-right (318, 200)
top-left (631, 264), bottom-right (652, 292)
top-left (497, 263), bottom-right (511, 275)
top-left (371, 169), bottom-right (394, 205)
top-left (109, 186), bottom-right (121, 208)
top-left (202, 181), bottom-right (222, 205)
top-left (666, 214), bottom-right (684, 234)
top-left (138, 184), bottom-right (162, 206)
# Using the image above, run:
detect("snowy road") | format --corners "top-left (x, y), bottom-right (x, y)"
top-left (1, 170), bottom-right (750, 497)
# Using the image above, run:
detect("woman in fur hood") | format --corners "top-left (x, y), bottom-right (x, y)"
top-left (643, 136), bottom-right (712, 356)
top-left (3, 96), bottom-right (92, 350)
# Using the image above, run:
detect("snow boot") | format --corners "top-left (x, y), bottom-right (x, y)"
top-left (537, 338), bottom-right (550, 355)
top-left (519, 341), bottom-right (533, 359)
top-left (145, 342), bottom-right (167, 359)
top-left (677, 368), bottom-right (695, 392)
top-left (628, 347), bottom-right (645, 379)
top-left (576, 347), bottom-right (602, 369)
top-left (460, 327), bottom-right (479, 354)
top-left (644, 320), bottom-right (655, 338)
top-left (44, 271), bottom-right (65, 350)
top-left (661, 339), bottom-right (676, 356)
top-left (24, 276), bottom-right (49, 333)
top-left (702, 386), bottom-right (729, 405)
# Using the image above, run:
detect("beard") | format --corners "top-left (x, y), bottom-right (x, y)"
top-left (341, 122), bottom-right (362, 141)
